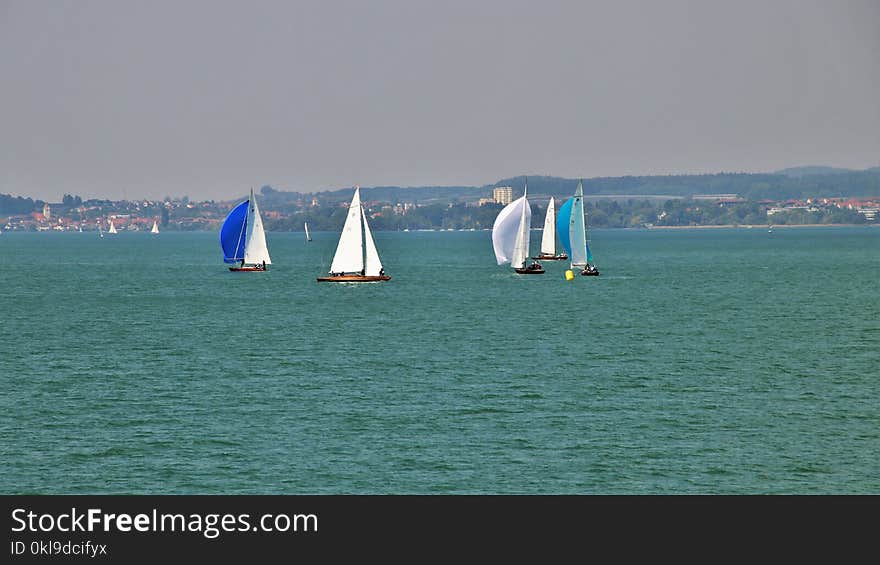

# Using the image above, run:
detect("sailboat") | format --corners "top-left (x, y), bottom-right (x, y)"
top-left (98, 223), bottom-right (105, 238)
top-left (317, 186), bottom-right (390, 282)
top-left (533, 196), bottom-right (568, 261)
top-left (492, 182), bottom-right (544, 274)
top-left (304, 222), bottom-right (312, 242)
top-left (107, 220), bottom-right (117, 234)
top-left (219, 188), bottom-right (272, 272)
top-left (557, 180), bottom-right (599, 276)
top-left (151, 220), bottom-right (159, 234)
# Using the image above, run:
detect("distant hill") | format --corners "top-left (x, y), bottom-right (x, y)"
top-left (774, 165), bottom-right (860, 177)
top-left (489, 170), bottom-right (880, 200)
top-left (247, 166), bottom-right (880, 207)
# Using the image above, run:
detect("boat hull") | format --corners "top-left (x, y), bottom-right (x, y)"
top-left (533, 253), bottom-right (567, 261)
top-left (316, 275), bottom-right (391, 282)
top-left (580, 268), bottom-right (600, 276)
top-left (514, 265), bottom-right (545, 274)
top-left (229, 266), bottom-right (268, 272)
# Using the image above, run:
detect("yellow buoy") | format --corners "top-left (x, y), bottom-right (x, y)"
top-left (564, 270), bottom-right (575, 281)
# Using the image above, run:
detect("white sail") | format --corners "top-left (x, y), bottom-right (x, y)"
top-left (361, 206), bottom-right (384, 276)
top-left (304, 222), bottom-right (312, 241)
top-left (329, 187), bottom-right (365, 273)
top-left (151, 221), bottom-right (159, 234)
top-left (510, 191), bottom-right (531, 269)
top-left (492, 195), bottom-right (531, 265)
top-left (243, 188), bottom-right (272, 265)
top-left (569, 181), bottom-right (588, 268)
top-left (540, 197), bottom-right (556, 255)
top-left (108, 220), bottom-right (117, 234)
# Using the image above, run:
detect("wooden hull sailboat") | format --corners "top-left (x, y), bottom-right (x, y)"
top-left (318, 186), bottom-right (391, 283)
top-left (557, 180), bottom-right (600, 277)
top-left (317, 274), bottom-right (390, 282)
top-left (492, 180), bottom-right (543, 274)
top-left (220, 188), bottom-right (272, 272)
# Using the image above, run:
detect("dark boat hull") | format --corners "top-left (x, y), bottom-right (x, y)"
top-left (580, 269), bottom-right (600, 276)
top-left (316, 275), bottom-right (391, 282)
top-left (229, 266), bottom-right (268, 272)
top-left (514, 266), bottom-right (545, 274)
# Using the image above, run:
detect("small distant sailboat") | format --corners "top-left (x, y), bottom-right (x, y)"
top-left (317, 186), bottom-right (390, 282)
top-left (98, 223), bottom-right (105, 238)
top-left (557, 180), bottom-right (599, 276)
top-left (304, 222), bottom-right (312, 242)
top-left (533, 196), bottom-right (568, 261)
top-left (151, 220), bottom-right (159, 234)
top-left (220, 188), bottom-right (272, 272)
top-left (492, 181), bottom-right (544, 274)
top-left (107, 220), bottom-right (117, 234)
top-left (768, 224), bottom-right (773, 233)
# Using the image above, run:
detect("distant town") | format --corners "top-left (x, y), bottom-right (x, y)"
top-left (2, 169), bottom-right (879, 232)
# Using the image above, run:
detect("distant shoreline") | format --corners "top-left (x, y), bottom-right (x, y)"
top-left (644, 223), bottom-right (877, 230)
top-left (3, 223), bottom-right (877, 234)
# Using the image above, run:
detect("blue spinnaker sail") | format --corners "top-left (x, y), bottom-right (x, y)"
top-left (220, 200), bottom-right (249, 263)
top-left (556, 197), bottom-right (573, 259)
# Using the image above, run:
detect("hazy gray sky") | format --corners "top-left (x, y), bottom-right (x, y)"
top-left (2, 0), bottom-right (878, 201)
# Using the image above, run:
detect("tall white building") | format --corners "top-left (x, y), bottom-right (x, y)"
top-left (493, 186), bottom-right (513, 205)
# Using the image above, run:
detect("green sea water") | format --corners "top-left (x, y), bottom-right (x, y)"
top-left (1, 227), bottom-right (878, 494)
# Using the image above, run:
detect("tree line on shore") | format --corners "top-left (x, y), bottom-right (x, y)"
top-left (3, 169), bottom-right (876, 230)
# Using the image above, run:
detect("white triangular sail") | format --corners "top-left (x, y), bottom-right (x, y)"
top-left (151, 221), bottom-right (159, 234)
top-left (329, 187), bottom-right (365, 274)
top-left (362, 206), bottom-right (384, 276)
top-left (243, 188), bottom-right (271, 265)
top-left (540, 197), bottom-right (556, 255)
top-left (492, 195), bottom-right (531, 265)
top-left (569, 181), bottom-right (588, 268)
top-left (304, 222), bottom-right (312, 241)
top-left (511, 189), bottom-right (532, 269)
top-left (108, 220), bottom-right (117, 234)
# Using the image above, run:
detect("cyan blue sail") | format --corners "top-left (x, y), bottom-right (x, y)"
top-left (556, 197), bottom-right (573, 258)
top-left (220, 200), bottom-right (249, 263)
